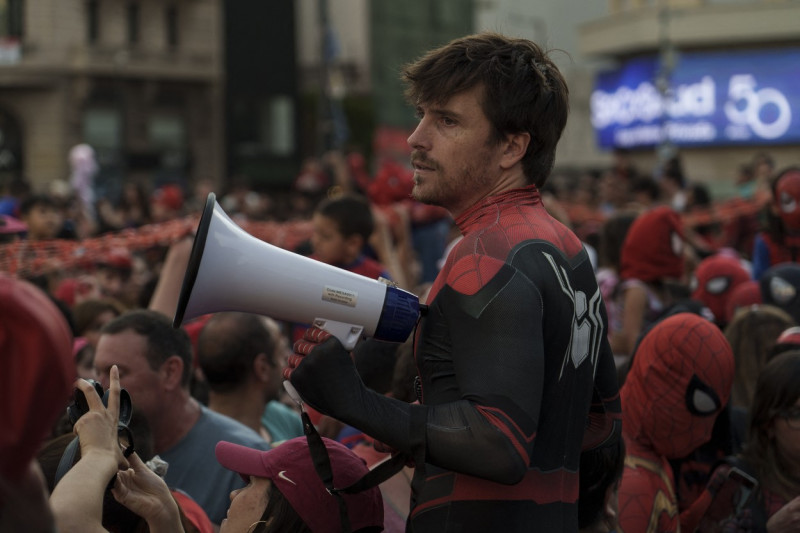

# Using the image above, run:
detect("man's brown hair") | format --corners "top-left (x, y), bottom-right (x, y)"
top-left (402, 32), bottom-right (569, 187)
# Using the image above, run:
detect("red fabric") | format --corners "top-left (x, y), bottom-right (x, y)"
top-left (151, 184), bottom-right (184, 211)
top-left (97, 246), bottom-right (133, 270)
top-left (620, 206), bottom-right (684, 283)
top-left (619, 313), bottom-right (734, 533)
top-left (345, 255), bottom-right (389, 280)
top-left (774, 168), bottom-right (800, 233)
top-left (182, 314), bottom-right (213, 369)
top-left (368, 159), bottom-right (414, 206)
top-left (761, 232), bottom-right (795, 267)
top-left (691, 254), bottom-right (751, 325)
top-left (1, 274), bottom-right (75, 481)
top-left (429, 185), bottom-right (583, 302)
top-left (171, 490), bottom-right (215, 533)
top-left (725, 280), bottom-right (762, 323)
top-left (618, 448), bottom-right (679, 533)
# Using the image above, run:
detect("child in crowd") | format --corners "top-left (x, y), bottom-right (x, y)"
top-left (19, 193), bottom-right (62, 241)
top-left (310, 193), bottom-right (391, 281)
top-left (292, 193), bottom-right (393, 346)
top-left (617, 313), bottom-right (734, 532)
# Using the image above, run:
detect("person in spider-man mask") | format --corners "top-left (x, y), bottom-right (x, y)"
top-left (761, 262), bottom-right (800, 325)
top-left (752, 167), bottom-right (800, 279)
top-left (617, 313), bottom-right (734, 533)
top-left (690, 253), bottom-right (751, 328)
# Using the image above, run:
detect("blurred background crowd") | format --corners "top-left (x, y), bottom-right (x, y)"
top-left (2, 1), bottom-right (800, 532)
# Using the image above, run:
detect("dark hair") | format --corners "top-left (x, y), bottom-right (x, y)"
top-left (578, 437), bottom-right (626, 530)
top-left (73, 298), bottom-right (126, 337)
top-left (724, 305), bottom-right (796, 409)
top-left (315, 193), bottom-right (375, 241)
top-left (253, 482), bottom-right (382, 533)
top-left (100, 310), bottom-right (193, 387)
top-left (196, 312), bottom-right (275, 394)
top-left (740, 350), bottom-right (800, 501)
top-left (630, 176), bottom-right (660, 203)
top-left (19, 193), bottom-right (57, 215)
top-left (402, 32), bottom-right (569, 187)
top-left (598, 211), bottom-right (637, 270)
top-left (251, 482), bottom-right (311, 533)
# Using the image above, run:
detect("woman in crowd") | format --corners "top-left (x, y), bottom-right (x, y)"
top-left (683, 350), bottom-right (800, 532)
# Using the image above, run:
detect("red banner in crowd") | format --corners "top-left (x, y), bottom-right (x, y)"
top-left (0, 216), bottom-right (313, 278)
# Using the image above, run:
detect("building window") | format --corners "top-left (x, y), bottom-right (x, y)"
top-left (148, 113), bottom-right (185, 150)
top-left (165, 5), bottom-right (178, 49)
top-left (83, 107), bottom-right (122, 151)
top-left (262, 96), bottom-right (295, 156)
top-left (127, 2), bottom-right (139, 45)
top-left (86, 0), bottom-right (99, 44)
top-left (0, 0), bottom-right (23, 38)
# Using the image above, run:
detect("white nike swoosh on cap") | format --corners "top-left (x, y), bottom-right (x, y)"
top-left (277, 470), bottom-right (297, 485)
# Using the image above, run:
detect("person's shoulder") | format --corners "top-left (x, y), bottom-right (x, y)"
top-left (348, 255), bottom-right (389, 280)
top-left (264, 400), bottom-right (301, 420)
top-left (198, 406), bottom-right (271, 449)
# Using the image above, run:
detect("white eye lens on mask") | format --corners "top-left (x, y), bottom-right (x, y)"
top-left (705, 277), bottom-right (730, 295)
top-left (671, 232), bottom-right (683, 256)
top-left (780, 192), bottom-right (797, 214)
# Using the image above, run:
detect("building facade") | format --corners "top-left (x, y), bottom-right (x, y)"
top-left (0, 0), bottom-right (224, 199)
top-left (580, 0), bottom-right (800, 190)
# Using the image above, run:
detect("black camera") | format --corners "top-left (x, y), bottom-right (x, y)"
top-left (67, 379), bottom-right (133, 427)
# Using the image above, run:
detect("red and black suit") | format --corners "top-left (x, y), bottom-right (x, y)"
top-left (290, 185), bottom-right (621, 532)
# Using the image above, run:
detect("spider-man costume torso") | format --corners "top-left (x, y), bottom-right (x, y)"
top-left (408, 185), bottom-right (621, 532)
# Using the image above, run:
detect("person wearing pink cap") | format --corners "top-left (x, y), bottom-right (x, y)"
top-left (215, 437), bottom-right (384, 533)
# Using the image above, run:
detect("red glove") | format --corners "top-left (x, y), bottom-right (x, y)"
top-left (283, 326), bottom-right (332, 381)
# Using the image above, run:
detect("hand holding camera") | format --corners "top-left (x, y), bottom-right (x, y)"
top-left (70, 366), bottom-right (132, 470)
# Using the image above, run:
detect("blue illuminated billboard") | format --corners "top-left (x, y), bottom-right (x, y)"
top-left (591, 48), bottom-right (800, 149)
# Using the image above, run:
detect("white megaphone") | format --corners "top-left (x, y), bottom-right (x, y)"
top-left (173, 193), bottom-right (422, 351)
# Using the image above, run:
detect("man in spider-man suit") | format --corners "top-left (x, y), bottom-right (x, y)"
top-left (285, 32), bottom-right (622, 532)
top-left (618, 313), bottom-right (734, 533)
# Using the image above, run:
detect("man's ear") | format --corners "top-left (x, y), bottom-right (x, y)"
top-left (499, 132), bottom-right (530, 170)
top-left (253, 353), bottom-right (271, 383)
top-left (161, 355), bottom-right (185, 390)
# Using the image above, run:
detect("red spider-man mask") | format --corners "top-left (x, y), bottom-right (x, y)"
top-left (620, 206), bottom-right (684, 283)
top-left (774, 169), bottom-right (800, 243)
top-left (690, 254), bottom-right (750, 325)
top-left (725, 280), bottom-right (762, 324)
top-left (621, 313), bottom-right (734, 459)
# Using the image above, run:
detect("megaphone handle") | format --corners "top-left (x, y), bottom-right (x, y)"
top-left (283, 380), bottom-right (305, 408)
top-left (283, 320), bottom-right (362, 409)
top-left (312, 318), bottom-right (363, 351)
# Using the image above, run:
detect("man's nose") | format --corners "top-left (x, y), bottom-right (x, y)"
top-left (407, 118), bottom-right (431, 151)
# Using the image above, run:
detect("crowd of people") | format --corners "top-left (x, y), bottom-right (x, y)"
top-left (2, 30), bottom-right (800, 533)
